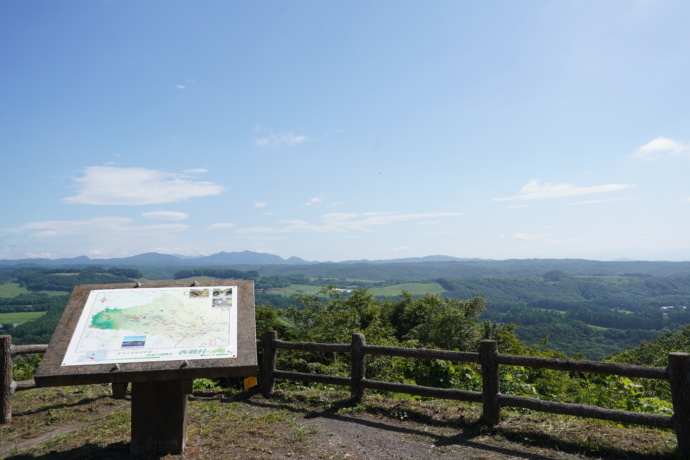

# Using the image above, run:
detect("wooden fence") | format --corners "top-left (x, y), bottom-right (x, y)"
top-left (259, 331), bottom-right (690, 457)
top-left (1, 335), bottom-right (48, 423)
top-left (3, 331), bottom-right (690, 456)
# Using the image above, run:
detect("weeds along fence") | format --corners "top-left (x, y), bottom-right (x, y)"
top-left (3, 331), bottom-right (690, 456)
top-left (259, 331), bottom-right (690, 457)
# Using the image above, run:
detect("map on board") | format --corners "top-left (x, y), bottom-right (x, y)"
top-left (61, 286), bottom-right (238, 366)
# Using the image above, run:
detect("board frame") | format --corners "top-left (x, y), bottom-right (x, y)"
top-left (35, 279), bottom-right (257, 387)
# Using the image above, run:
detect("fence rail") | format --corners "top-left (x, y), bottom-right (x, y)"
top-left (258, 330), bottom-right (690, 457)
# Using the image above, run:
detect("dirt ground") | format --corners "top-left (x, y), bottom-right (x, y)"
top-left (0, 386), bottom-right (680, 459)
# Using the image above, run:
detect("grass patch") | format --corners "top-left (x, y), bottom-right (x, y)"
top-left (368, 282), bottom-right (446, 296)
top-left (0, 282), bottom-right (29, 297)
top-left (0, 311), bottom-right (47, 323)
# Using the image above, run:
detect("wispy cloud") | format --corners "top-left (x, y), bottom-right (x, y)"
top-left (513, 233), bottom-right (550, 241)
top-left (176, 85), bottom-right (186, 89)
top-left (494, 180), bottom-right (633, 202)
top-left (255, 131), bottom-right (310, 147)
top-left (18, 217), bottom-right (188, 238)
top-left (393, 246), bottom-right (412, 252)
top-left (209, 222), bottom-right (236, 230)
top-left (253, 201), bottom-right (268, 208)
top-left (631, 137), bottom-right (690, 160)
top-left (62, 166), bottom-right (224, 205)
top-left (569, 197), bottom-right (634, 206)
top-left (304, 195), bottom-right (329, 206)
top-left (236, 211), bottom-right (463, 234)
top-left (141, 211), bottom-right (189, 221)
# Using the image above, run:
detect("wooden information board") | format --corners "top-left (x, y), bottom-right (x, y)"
top-left (35, 279), bottom-right (257, 455)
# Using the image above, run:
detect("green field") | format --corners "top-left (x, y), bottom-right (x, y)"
top-left (0, 281), bottom-right (72, 298)
top-left (0, 282), bottom-right (30, 297)
top-left (368, 283), bottom-right (446, 296)
top-left (0, 311), bottom-right (47, 323)
top-left (263, 284), bottom-right (321, 296)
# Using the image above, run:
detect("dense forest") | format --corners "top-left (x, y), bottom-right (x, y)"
top-left (2, 264), bottom-right (690, 360)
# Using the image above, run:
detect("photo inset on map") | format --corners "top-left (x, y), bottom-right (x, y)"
top-left (189, 288), bottom-right (210, 298)
top-left (121, 336), bottom-right (146, 348)
top-left (212, 288), bottom-right (233, 308)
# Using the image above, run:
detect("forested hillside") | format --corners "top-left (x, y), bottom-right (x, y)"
top-left (1, 263), bottom-right (690, 360)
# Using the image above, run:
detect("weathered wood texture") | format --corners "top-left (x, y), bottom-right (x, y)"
top-left (11, 344), bottom-right (48, 357)
top-left (260, 331), bottom-right (277, 396)
top-left (130, 380), bottom-right (192, 456)
top-left (500, 394), bottom-right (673, 428)
top-left (364, 345), bottom-right (480, 363)
top-left (497, 353), bottom-right (668, 379)
top-left (668, 353), bottom-right (690, 458)
top-left (35, 280), bottom-right (258, 387)
top-left (112, 382), bottom-right (128, 399)
top-left (274, 340), bottom-right (350, 353)
top-left (362, 379), bottom-right (483, 402)
top-left (480, 340), bottom-right (500, 425)
top-left (1, 335), bottom-right (11, 423)
top-left (350, 333), bottom-right (366, 402)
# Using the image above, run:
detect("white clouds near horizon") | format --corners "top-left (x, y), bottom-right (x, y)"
top-left (494, 180), bottom-right (633, 202)
top-left (18, 217), bottom-right (188, 238)
top-left (62, 166), bottom-right (224, 205)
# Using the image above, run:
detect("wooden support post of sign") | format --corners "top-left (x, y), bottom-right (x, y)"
top-left (131, 379), bottom-right (193, 456)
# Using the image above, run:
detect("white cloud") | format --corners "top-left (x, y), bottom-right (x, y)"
top-left (392, 246), bottom-right (412, 252)
top-left (176, 85), bottom-right (186, 89)
top-left (514, 233), bottom-right (550, 241)
top-left (236, 211), bottom-right (464, 234)
top-left (19, 217), bottom-right (188, 238)
top-left (324, 128), bottom-right (345, 136)
top-left (209, 222), bottom-right (236, 230)
top-left (304, 195), bottom-right (329, 206)
top-left (62, 166), bottom-right (224, 205)
top-left (253, 201), bottom-right (268, 208)
top-left (494, 180), bottom-right (633, 202)
top-left (141, 211), bottom-right (189, 221)
top-left (569, 197), bottom-right (633, 206)
top-left (631, 137), bottom-right (690, 160)
top-left (255, 131), bottom-right (310, 147)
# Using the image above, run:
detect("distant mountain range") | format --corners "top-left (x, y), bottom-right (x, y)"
top-left (3, 251), bottom-right (690, 279)
top-left (0, 251), bottom-right (474, 267)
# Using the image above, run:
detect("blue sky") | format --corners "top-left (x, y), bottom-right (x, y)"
top-left (2, 1), bottom-right (689, 262)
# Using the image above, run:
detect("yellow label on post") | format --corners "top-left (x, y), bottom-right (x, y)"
top-left (243, 376), bottom-right (258, 389)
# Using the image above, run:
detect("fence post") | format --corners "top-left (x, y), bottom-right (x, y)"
top-left (351, 333), bottom-right (366, 402)
top-left (480, 340), bottom-right (500, 426)
top-left (1, 335), bottom-right (12, 424)
top-left (668, 352), bottom-right (690, 458)
top-left (261, 331), bottom-right (277, 397)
